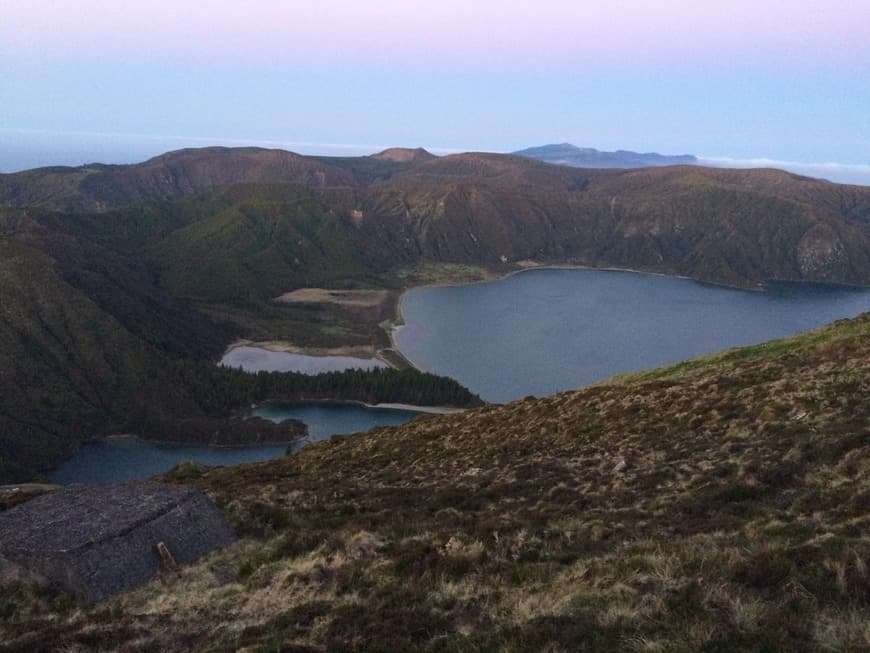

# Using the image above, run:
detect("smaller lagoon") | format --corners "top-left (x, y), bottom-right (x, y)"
top-left (49, 402), bottom-right (421, 484)
top-left (251, 401), bottom-right (422, 451)
top-left (220, 346), bottom-right (387, 374)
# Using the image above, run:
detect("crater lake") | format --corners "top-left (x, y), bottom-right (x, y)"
top-left (394, 268), bottom-right (870, 403)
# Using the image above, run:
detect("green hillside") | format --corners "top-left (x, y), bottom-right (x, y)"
top-left (131, 152), bottom-right (870, 298)
top-left (151, 187), bottom-right (374, 304)
top-left (3, 315), bottom-right (867, 651)
top-left (0, 207), bottom-right (478, 480)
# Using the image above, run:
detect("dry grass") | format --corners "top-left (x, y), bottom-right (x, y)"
top-left (274, 288), bottom-right (390, 310)
top-left (1, 314), bottom-right (868, 652)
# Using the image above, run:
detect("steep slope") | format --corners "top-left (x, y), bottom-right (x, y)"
top-left (149, 185), bottom-right (379, 305)
top-left (379, 161), bottom-right (869, 286)
top-left (142, 158), bottom-right (870, 298)
top-left (0, 200), bottom-right (486, 479)
top-left (4, 315), bottom-right (867, 651)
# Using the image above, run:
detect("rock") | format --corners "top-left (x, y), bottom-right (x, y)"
top-left (797, 224), bottom-right (847, 278)
top-left (613, 459), bottom-right (627, 473)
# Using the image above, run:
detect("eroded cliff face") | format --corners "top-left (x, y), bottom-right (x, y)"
top-left (797, 223), bottom-right (849, 279)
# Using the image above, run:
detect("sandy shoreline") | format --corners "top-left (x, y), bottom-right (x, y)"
top-left (367, 402), bottom-right (465, 415)
top-left (223, 339), bottom-right (384, 360)
top-left (252, 398), bottom-right (467, 415)
top-left (89, 433), bottom-right (303, 449)
top-left (222, 262), bottom-right (736, 372)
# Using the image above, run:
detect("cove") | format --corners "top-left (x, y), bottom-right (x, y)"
top-left (394, 268), bottom-right (870, 403)
top-left (49, 402), bottom-right (421, 484)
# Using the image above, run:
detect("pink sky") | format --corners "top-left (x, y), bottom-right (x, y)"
top-left (4, 1), bottom-right (869, 68)
top-left (2, 1), bottom-right (868, 174)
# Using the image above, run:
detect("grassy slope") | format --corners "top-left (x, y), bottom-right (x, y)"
top-left (151, 187), bottom-right (374, 304)
top-left (142, 186), bottom-right (402, 347)
top-left (3, 314), bottom-right (867, 651)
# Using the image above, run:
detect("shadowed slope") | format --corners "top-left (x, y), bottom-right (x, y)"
top-left (0, 208), bottom-right (310, 478)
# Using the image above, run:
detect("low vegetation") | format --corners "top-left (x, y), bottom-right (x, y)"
top-left (2, 314), bottom-right (867, 651)
top-left (153, 363), bottom-right (483, 426)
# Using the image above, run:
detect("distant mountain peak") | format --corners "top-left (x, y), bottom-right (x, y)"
top-left (371, 147), bottom-right (436, 163)
top-left (514, 143), bottom-right (697, 169)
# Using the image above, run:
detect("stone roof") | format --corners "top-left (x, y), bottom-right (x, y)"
top-left (0, 482), bottom-right (201, 553)
top-left (0, 481), bottom-right (235, 602)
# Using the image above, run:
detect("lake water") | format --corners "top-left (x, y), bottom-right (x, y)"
top-left (251, 401), bottom-right (422, 446)
top-left (50, 268), bottom-right (869, 483)
top-left (220, 346), bottom-right (387, 373)
top-left (394, 268), bottom-right (870, 403)
top-left (49, 402), bottom-right (421, 484)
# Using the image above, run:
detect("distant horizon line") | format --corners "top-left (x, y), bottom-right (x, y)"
top-left (1, 126), bottom-right (868, 186)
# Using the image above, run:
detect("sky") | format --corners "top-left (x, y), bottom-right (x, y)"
top-left (1, 1), bottom-right (869, 183)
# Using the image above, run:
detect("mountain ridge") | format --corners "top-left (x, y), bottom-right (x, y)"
top-left (3, 145), bottom-right (870, 214)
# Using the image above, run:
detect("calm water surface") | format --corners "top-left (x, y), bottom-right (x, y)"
top-left (220, 347), bottom-right (387, 373)
top-left (49, 402), bottom-right (421, 484)
top-left (251, 401), bottom-right (421, 445)
top-left (51, 269), bottom-right (869, 483)
top-left (395, 269), bottom-right (870, 403)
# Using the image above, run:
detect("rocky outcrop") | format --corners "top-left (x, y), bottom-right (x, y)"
top-left (797, 223), bottom-right (848, 279)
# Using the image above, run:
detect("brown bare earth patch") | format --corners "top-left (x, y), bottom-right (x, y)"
top-left (2, 315), bottom-right (868, 652)
top-left (274, 288), bottom-right (390, 309)
top-left (226, 339), bottom-right (382, 359)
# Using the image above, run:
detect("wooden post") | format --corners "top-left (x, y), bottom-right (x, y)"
top-left (156, 542), bottom-right (179, 573)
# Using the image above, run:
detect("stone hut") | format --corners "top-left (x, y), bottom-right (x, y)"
top-left (0, 481), bottom-right (235, 602)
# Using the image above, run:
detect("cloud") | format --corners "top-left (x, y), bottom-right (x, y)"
top-left (699, 156), bottom-right (870, 186)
